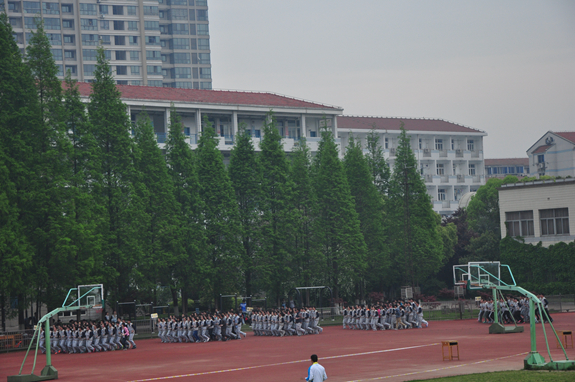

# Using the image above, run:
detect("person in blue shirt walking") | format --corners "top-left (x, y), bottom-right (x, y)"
top-left (305, 354), bottom-right (327, 381)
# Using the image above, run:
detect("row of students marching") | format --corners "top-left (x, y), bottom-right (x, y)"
top-left (342, 300), bottom-right (429, 330)
top-left (39, 319), bottom-right (136, 354)
top-left (251, 307), bottom-right (323, 336)
top-left (157, 312), bottom-right (247, 343)
top-left (478, 294), bottom-right (553, 325)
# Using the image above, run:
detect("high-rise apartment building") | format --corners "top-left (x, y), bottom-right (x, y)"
top-left (2, 0), bottom-right (212, 89)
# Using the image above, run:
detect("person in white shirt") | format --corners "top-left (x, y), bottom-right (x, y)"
top-left (305, 354), bottom-right (327, 381)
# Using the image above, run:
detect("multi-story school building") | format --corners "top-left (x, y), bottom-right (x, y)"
top-left (75, 83), bottom-right (486, 216)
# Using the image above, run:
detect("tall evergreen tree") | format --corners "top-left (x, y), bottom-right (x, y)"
top-left (258, 113), bottom-right (294, 305)
top-left (25, 21), bottom-right (82, 310)
top-left (344, 135), bottom-right (389, 296)
top-left (164, 108), bottom-right (206, 314)
top-left (312, 124), bottom-right (367, 300)
top-left (288, 139), bottom-right (320, 301)
top-left (196, 118), bottom-right (241, 308)
top-left (365, 129), bottom-right (391, 196)
top-left (88, 46), bottom-right (145, 303)
top-left (229, 124), bottom-right (263, 298)
top-left (388, 125), bottom-right (444, 287)
top-left (0, 14), bottom-right (36, 322)
top-left (133, 111), bottom-right (183, 301)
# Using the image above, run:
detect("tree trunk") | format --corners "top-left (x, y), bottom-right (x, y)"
top-left (171, 288), bottom-right (179, 316)
top-left (1, 293), bottom-right (6, 332)
top-left (181, 288), bottom-right (188, 315)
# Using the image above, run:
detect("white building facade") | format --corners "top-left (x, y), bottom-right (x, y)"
top-left (527, 131), bottom-right (575, 178)
top-left (499, 179), bottom-right (575, 247)
top-left (337, 116), bottom-right (487, 216)
top-left (76, 82), bottom-right (343, 160)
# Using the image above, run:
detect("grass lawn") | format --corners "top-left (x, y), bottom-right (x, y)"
top-left (412, 370), bottom-right (575, 381)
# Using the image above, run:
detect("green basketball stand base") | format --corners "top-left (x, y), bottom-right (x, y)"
top-left (489, 323), bottom-right (524, 334)
top-left (7, 366), bottom-right (58, 382)
top-left (524, 352), bottom-right (575, 371)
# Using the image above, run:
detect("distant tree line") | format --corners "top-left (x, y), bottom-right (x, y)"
top-left (0, 18), bottom-right (457, 328)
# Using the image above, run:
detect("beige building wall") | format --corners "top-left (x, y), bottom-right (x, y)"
top-left (499, 179), bottom-right (575, 247)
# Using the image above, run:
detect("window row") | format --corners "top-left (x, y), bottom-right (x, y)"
top-left (80, 34), bottom-right (140, 46)
top-left (433, 138), bottom-right (475, 151)
top-left (159, 23), bottom-right (208, 35)
top-left (505, 208), bottom-right (570, 237)
top-left (487, 166), bottom-right (529, 175)
top-left (82, 49), bottom-right (141, 61)
top-left (434, 163), bottom-right (477, 176)
top-left (159, 9), bottom-right (207, 21)
top-left (162, 67), bottom-right (210, 80)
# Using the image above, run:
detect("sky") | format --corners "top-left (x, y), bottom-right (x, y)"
top-left (208, 0), bottom-right (575, 158)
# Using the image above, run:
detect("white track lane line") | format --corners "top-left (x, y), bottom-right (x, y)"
top-left (344, 352), bottom-right (529, 381)
top-left (127, 343), bottom-right (440, 382)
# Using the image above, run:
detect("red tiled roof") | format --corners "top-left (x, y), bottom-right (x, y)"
top-left (337, 116), bottom-right (484, 134)
top-left (554, 132), bottom-right (575, 144)
top-left (533, 145), bottom-right (552, 154)
top-left (73, 82), bottom-right (341, 110)
top-left (484, 158), bottom-right (529, 166)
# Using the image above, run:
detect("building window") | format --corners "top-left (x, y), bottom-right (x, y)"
top-left (436, 163), bottom-right (444, 175)
top-left (189, 9), bottom-right (196, 21)
top-left (80, 19), bottom-right (97, 30)
top-left (62, 19), bottom-right (74, 29)
top-left (129, 36), bottom-right (138, 45)
top-left (8, 1), bottom-right (20, 12)
top-left (112, 5), bottom-right (123, 15)
top-left (100, 20), bottom-right (109, 30)
top-left (435, 139), bottom-right (443, 151)
top-left (197, 24), bottom-right (209, 35)
top-left (64, 49), bottom-right (75, 59)
top-left (84, 64), bottom-right (96, 76)
top-left (198, 38), bottom-right (209, 50)
top-left (82, 49), bottom-right (97, 61)
top-left (130, 66), bottom-right (140, 75)
top-left (79, 3), bottom-right (96, 15)
top-left (147, 65), bottom-right (162, 75)
top-left (143, 6), bottom-right (158, 16)
top-left (100, 35), bottom-right (111, 45)
top-left (172, 38), bottom-right (189, 49)
top-left (99, 5), bottom-right (108, 14)
top-left (114, 36), bottom-right (125, 46)
top-left (196, 0), bottom-right (207, 6)
top-left (537, 154), bottom-right (545, 163)
top-left (127, 6), bottom-right (137, 16)
top-left (198, 52), bottom-right (210, 64)
top-left (172, 52), bottom-right (190, 64)
top-left (175, 81), bottom-right (193, 89)
top-left (467, 139), bottom-right (474, 151)
top-left (145, 21), bottom-right (160, 31)
top-left (169, 0), bottom-right (188, 5)
top-left (437, 189), bottom-right (446, 201)
top-left (130, 51), bottom-right (139, 60)
top-left (61, 4), bottom-right (72, 13)
top-left (148, 80), bottom-right (162, 87)
top-left (24, 17), bottom-right (40, 29)
top-left (117, 80), bottom-right (128, 85)
top-left (126, 21), bottom-right (138, 31)
top-left (451, 139), bottom-right (455, 150)
top-left (384, 137), bottom-right (389, 149)
top-left (47, 33), bottom-right (61, 45)
top-left (65, 65), bottom-right (76, 75)
top-left (418, 138), bottom-right (422, 150)
top-left (146, 36), bottom-right (160, 45)
top-left (468, 164), bottom-right (475, 176)
top-left (146, 50), bottom-right (161, 60)
top-left (199, 67), bottom-right (211, 79)
top-left (50, 48), bottom-right (62, 60)
top-left (505, 211), bottom-right (534, 237)
top-left (56, 64), bottom-right (63, 76)
top-left (42, 2), bottom-right (59, 15)
top-left (115, 50), bottom-right (126, 60)
top-left (540, 208), bottom-right (570, 236)
top-left (116, 65), bottom-right (127, 75)
top-left (197, 9), bottom-right (208, 21)
top-left (130, 80), bottom-right (141, 86)
top-left (174, 67), bottom-right (191, 78)
top-left (189, 24), bottom-right (196, 35)
top-left (171, 9), bottom-right (188, 20)
top-left (200, 81), bottom-right (211, 90)
top-left (172, 23), bottom-right (189, 35)
top-left (23, 1), bottom-right (41, 14)
top-left (113, 20), bottom-right (124, 30)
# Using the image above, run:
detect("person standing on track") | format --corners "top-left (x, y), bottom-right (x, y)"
top-left (305, 354), bottom-right (327, 381)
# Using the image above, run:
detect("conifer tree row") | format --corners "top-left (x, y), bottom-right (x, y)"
top-left (0, 19), bottom-right (460, 323)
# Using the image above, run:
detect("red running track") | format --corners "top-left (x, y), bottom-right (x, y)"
top-left (1, 313), bottom-right (574, 382)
